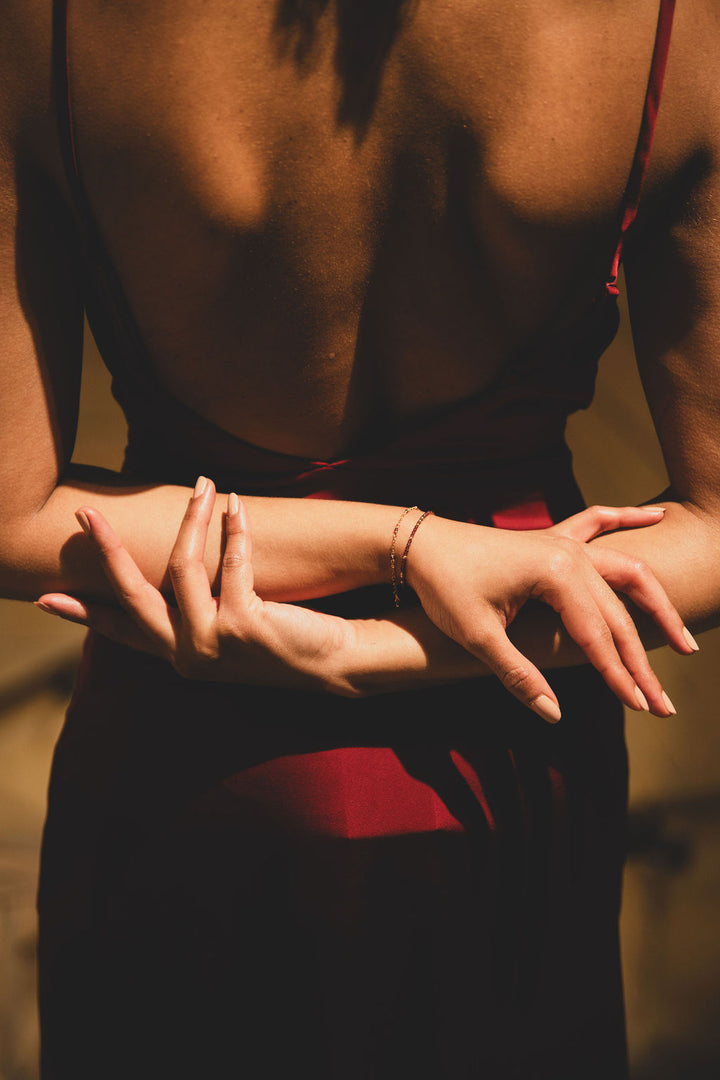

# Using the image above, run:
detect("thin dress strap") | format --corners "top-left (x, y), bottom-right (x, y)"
top-left (606, 0), bottom-right (676, 294)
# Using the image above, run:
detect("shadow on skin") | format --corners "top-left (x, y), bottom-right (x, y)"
top-left (274, 0), bottom-right (418, 137)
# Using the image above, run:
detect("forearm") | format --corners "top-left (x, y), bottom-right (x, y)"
top-left (28, 491), bottom-right (687, 715)
top-left (0, 464), bottom-right (399, 603)
top-left (340, 497), bottom-right (719, 698)
top-left (342, 603), bottom-right (585, 697)
top-left (588, 497), bottom-right (720, 636)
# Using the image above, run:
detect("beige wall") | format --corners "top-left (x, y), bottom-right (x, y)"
top-left (567, 285), bottom-right (720, 806)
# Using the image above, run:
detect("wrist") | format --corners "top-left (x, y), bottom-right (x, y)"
top-left (353, 503), bottom-right (433, 595)
top-left (324, 616), bottom-right (410, 698)
top-left (401, 511), bottom-right (448, 595)
top-left (322, 617), bottom-right (370, 698)
top-left (386, 506), bottom-right (437, 602)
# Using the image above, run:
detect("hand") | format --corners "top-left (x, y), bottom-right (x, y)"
top-left (36, 479), bottom-right (357, 695)
top-left (406, 504), bottom-right (693, 720)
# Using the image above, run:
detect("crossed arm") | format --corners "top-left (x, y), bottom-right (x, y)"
top-left (33, 489), bottom-right (690, 718)
top-left (3, 119), bottom-right (720, 723)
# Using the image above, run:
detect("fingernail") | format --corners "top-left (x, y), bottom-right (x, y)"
top-left (237, 498), bottom-right (248, 530)
top-left (227, 492), bottom-right (239, 516)
top-left (682, 626), bottom-right (699, 652)
top-left (530, 694), bottom-right (562, 724)
top-left (662, 691), bottom-right (677, 716)
top-left (75, 510), bottom-right (91, 535)
top-left (634, 686), bottom-right (650, 712)
top-left (34, 598), bottom-right (78, 620)
top-left (194, 476), bottom-right (208, 498)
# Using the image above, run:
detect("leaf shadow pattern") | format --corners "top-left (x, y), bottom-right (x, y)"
top-left (274, 0), bottom-right (418, 138)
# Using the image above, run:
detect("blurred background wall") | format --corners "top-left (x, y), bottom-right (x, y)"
top-left (566, 285), bottom-right (720, 1079)
top-left (0, 285), bottom-right (718, 1078)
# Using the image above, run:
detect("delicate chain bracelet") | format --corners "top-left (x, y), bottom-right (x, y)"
top-left (390, 506), bottom-right (434, 607)
top-left (390, 506), bottom-right (418, 608)
top-left (399, 509), bottom-right (434, 592)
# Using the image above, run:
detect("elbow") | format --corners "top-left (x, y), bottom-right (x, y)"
top-left (0, 521), bottom-right (43, 601)
top-left (0, 511), bottom-right (67, 603)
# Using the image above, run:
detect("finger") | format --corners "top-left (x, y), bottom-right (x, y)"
top-left (458, 614), bottom-right (562, 723)
top-left (166, 476), bottom-right (217, 625)
top-left (583, 574), bottom-right (672, 715)
top-left (547, 504), bottom-right (666, 543)
top-left (35, 594), bottom-right (168, 657)
top-left (75, 507), bottom-right (175, 647)
top-left (588, 547), bottom-right (696, 656)
top-left (218, 494), bottom-right (259, 618)
top-left (554, 583), bottom-right (668, 714)
top-left (594, 589), bottom-right (677, 716)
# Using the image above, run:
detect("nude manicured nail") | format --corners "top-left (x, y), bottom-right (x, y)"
top-left (682, 627), bottom-right (699, 652)
top-left (530, 695), bottom-right (562, 724)
top-left (75, 510), bottom-right (91, 535)
top-left (634, 686), bottom-right (650, 712)
top-left (34, 598), bottom-right (82, 621)
top-left (227, 492), bottom-right (239, 516)
top-left (194, 475), bottom-right (208, 498)
top-left (662, 691), bottom-right (677, 716)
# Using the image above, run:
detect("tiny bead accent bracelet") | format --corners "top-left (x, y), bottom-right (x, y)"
top-left (390, 506), bottom-right (434, 607)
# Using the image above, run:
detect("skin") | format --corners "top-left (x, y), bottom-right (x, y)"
top-left (2, 0), bottom-right (720, 719)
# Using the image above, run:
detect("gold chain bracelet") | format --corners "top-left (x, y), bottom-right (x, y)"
top-left (390, 506), bottom-right (433, 607)
top-left (399, 509), bottom-right (434, 592)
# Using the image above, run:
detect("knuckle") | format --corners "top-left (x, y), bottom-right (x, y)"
top-left (576, 625), bottom-right (612, 652)
top-left (547, 542), bottom-right (577, 577)
top-left (595, 623), bottom-right (616, 646)
top-left (629, 558), bottom-right (650, 580)
top-left (168, 556), bottom-right (195, 581)
top-left (613, 614), bottom-right (636, 641)
top-left (221, 551), bottom-right (245, 572)
top-left (500, 665), bottom-right (534, 694)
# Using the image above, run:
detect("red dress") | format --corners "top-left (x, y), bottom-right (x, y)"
top-left (39, 2), bottom-right (675, 1077)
